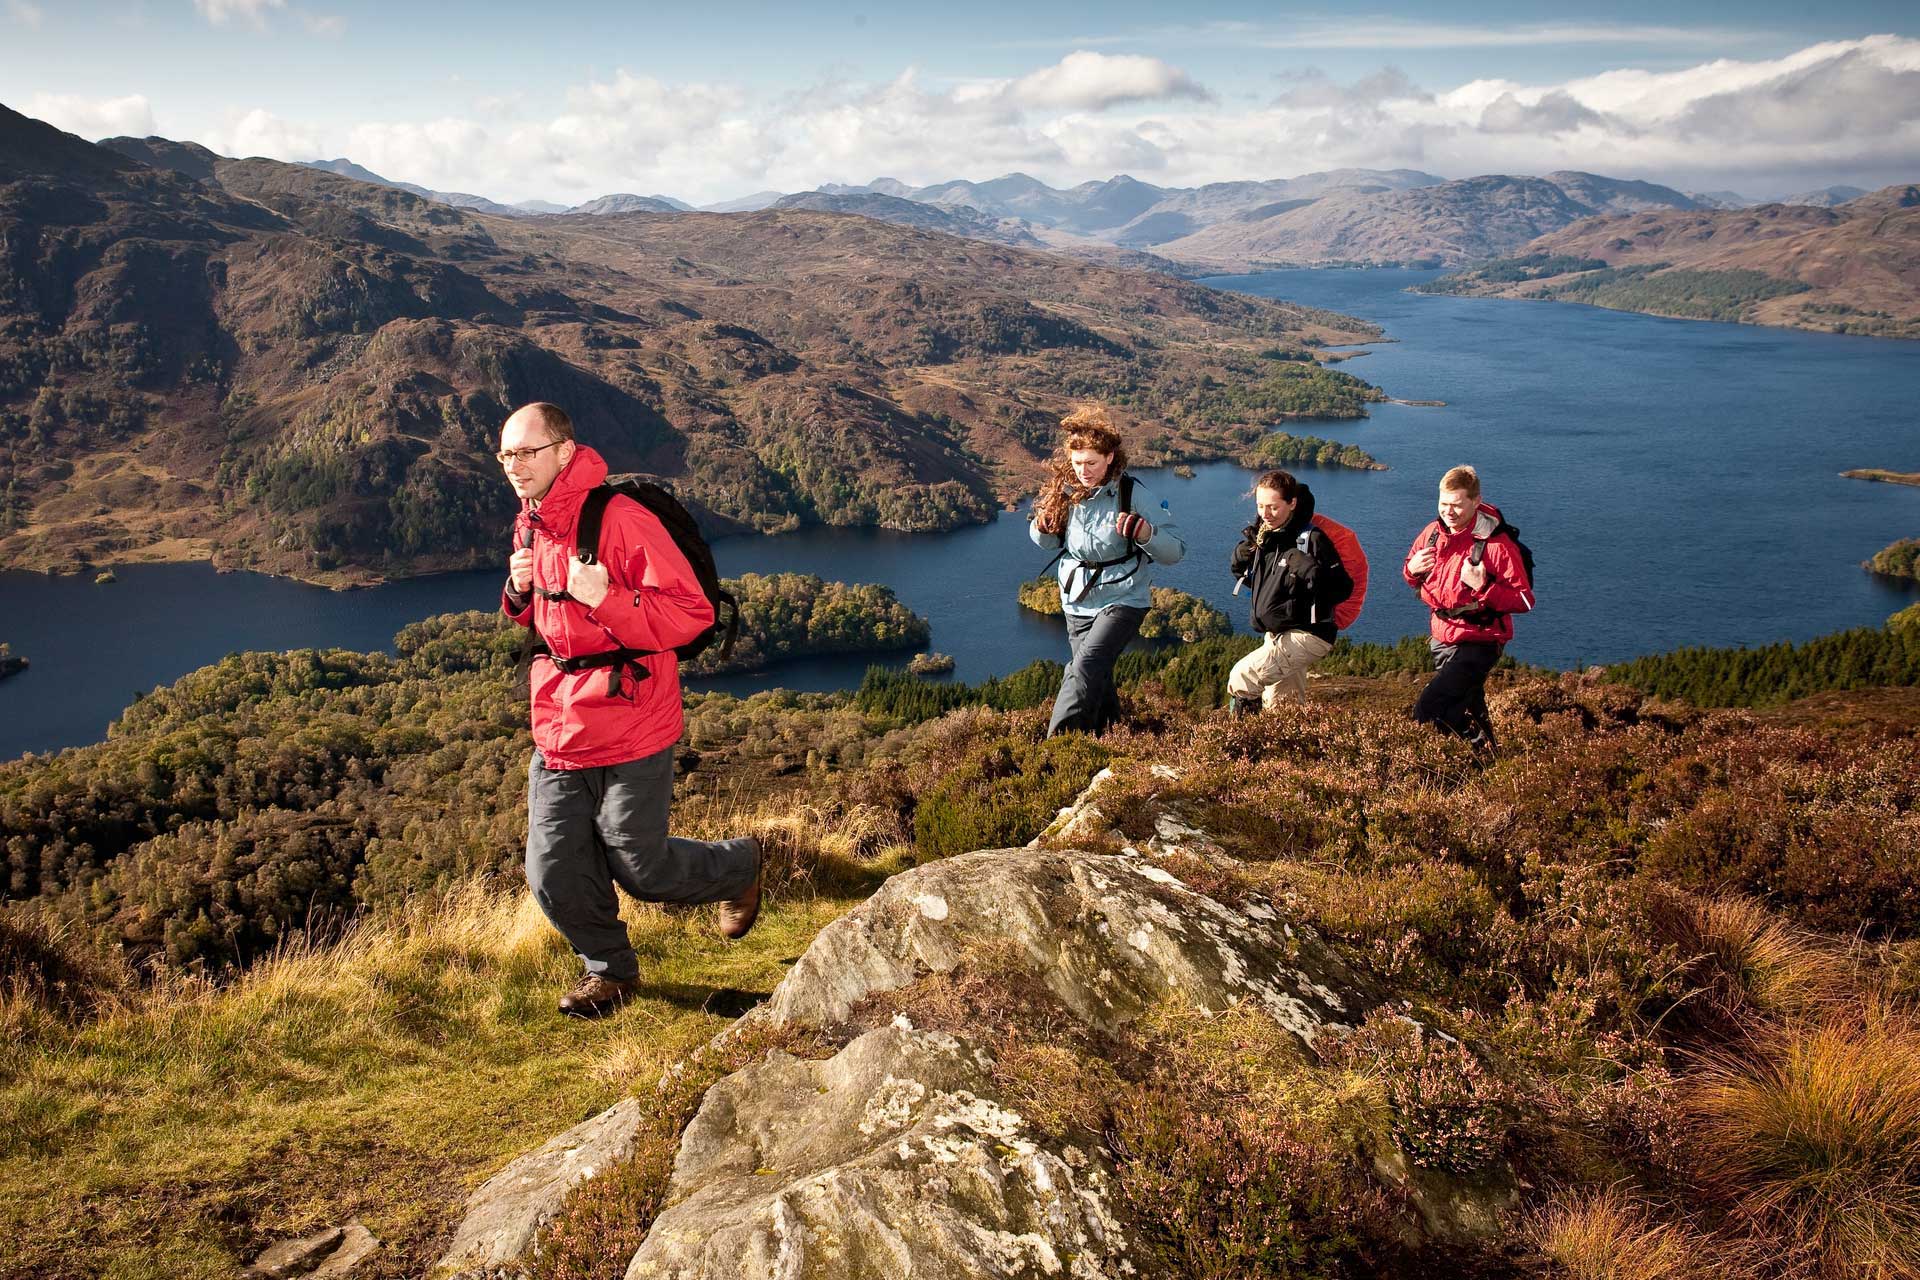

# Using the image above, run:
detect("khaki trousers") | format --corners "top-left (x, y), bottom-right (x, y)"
top-left (1227, 630), bottom-right (1334, 706)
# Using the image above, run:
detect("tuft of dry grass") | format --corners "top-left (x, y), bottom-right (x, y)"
top-left (1528, 1186), bottom-right (1712, 1280)
top-left (672, 794), bottom-right (913, 896)
top-left (1687, 1004), bottom-right (1920, 1278)
top-left (1676, 893), bottom-right (1853, 1019)
top-left (0, 908), bottom-right (136, 1037)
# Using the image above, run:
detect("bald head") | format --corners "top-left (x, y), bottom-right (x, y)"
top-left (504, 402), bottom-right (574, 443)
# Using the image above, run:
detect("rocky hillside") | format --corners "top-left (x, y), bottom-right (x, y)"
top-left (8, 611), bottom-right (1920, 1277)
top-left (0, 106), bottom-right (1382, 585)
top-left (1157, 171), bottom-right (1702, 269)
top-left (1419, 184), bottom-right (1920, 337)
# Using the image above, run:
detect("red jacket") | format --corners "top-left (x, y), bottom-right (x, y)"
top-left (502, 446), bottom-right (714, 769)
top-left (1401, 501), bottom-right (1535, 646)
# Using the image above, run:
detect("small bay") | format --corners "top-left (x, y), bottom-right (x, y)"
top-left (3, 268), bottom-right (1917, 761)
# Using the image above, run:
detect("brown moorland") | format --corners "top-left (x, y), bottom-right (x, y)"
top-left (0, 106), bottom-right (1382, 586)
top-left (1421, 186), bottom-right (1920, 337)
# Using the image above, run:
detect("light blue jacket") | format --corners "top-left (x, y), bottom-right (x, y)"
top-left (1029, 474), bottom-right (1185, 616)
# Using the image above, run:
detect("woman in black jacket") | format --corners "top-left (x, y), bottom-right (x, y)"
top-left (1227, 470), bottom-right (1353, 716)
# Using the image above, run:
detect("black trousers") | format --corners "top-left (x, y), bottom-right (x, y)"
top-left (1412, 639), bottom-right (1502, 747)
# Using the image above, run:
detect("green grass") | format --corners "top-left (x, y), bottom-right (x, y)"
top-left (0, 880), bottom-right (868, 1280)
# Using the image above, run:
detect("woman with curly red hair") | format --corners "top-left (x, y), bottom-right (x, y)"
top-left (1029, 406), bottom-right (1185, 736)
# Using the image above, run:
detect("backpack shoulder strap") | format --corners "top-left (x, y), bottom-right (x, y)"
top-left (574, 486), bottom-right (615, 566)
top-left (1470, 519), bottom-right (1516, 568)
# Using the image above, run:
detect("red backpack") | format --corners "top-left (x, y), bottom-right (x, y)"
top-left (1307, 514), bottom-right (1369, 629)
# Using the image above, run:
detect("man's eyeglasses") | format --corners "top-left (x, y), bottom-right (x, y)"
top-left (496, 440), bottom-right (565, 466)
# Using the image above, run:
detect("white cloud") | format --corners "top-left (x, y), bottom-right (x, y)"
top-left (1478, 89), bottom-right (1611, 136)
top-left (170, 36), bottom-right (1920, 205)
top-left (1008, 51), bottom-right (1209, 111)
top-left (193, 0), bottom-right (285, 28)
top-left (204, 107), bottom-right (326, 159)
top-left (7, 0), bottom-right (44, 29)
top-left (26, 92), bottom-right (156, 140)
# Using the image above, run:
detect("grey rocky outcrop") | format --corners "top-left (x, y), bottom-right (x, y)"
top-left (442, 767), bottom-right (1505, 1278)
top-left (749, 842), bottom-right (1365, 1046)
top-left (628, 1022), bottom-right (1126, 1279)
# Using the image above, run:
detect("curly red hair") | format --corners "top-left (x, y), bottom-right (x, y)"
top-left (1033, 406), bottom-right (1130, 534)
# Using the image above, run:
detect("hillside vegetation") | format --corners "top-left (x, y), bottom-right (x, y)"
top-left (7, 612), bottom-right (1920, 1275)
top-left (1867, 539), bottom-right (1920, 583)
top-left (1417, 186), bottom-right (1920, 337)
top-left (0, 106), bottom-right (1385, 586)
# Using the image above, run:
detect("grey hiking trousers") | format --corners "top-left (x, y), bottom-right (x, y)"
top-left (525, 746), bottom-right (758, 981)
top-left (1047, 604), bottom-right (1148, 737)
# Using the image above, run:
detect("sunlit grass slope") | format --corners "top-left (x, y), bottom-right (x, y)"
top-left (0, 800), bottom-right (905, 1280)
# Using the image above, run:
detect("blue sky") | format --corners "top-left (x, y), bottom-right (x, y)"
top-left (6, 1), bottom-right (1919, 203)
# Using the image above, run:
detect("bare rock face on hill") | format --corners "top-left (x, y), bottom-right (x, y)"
top-left (628, 1022), bottom-right (1129, 1279)
top-left (436, 1098), bottom-right (646, 1276)
top-left (749, 843), bottom-right (1366, 1041)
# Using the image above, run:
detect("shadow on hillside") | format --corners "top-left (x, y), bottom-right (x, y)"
top-left (636, 983), bottom-right (768, 1018)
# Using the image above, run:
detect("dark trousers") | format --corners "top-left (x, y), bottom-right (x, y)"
top-left (1048, 604), bottom-right (1147, 737)
top-left (1413, 639), bottom-right (1502, 748)
top-left (525, 746), bottom-right (758, 981)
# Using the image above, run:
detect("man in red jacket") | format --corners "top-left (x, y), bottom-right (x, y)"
top-left (1402, 465), bottom-right (1535, 754)
top-left (500, 402), bottom-right (761, 1017)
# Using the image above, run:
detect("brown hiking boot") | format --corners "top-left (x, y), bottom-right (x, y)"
top-left (718, 839), bottom-right (763, 941)
top-left (557, 973), bottom-right (634, 1018)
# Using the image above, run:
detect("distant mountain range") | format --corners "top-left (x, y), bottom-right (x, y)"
top-left (76, 139), bottom-right (1905, 276)
top-left (281, 156), bottom-right (695, 218)
top-left (1779, 184), bottom-right (1871, 208)
top-left (771, 191), bottom-right (1043, 247)
top-left (0, 104), bottom-right (1382, 585)
top-left (1156, 171), bottom-right (1725, 268)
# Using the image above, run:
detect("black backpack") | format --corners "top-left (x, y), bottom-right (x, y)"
top-left (519, 475), bottom-right (739, 695)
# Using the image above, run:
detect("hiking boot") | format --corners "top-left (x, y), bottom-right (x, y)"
top-left (718, 839), bottom-right (763, 941)
top-left (557, 973), bottom-right (634, 1018)
top-left (1227, 695), bottom-right (1262, 719)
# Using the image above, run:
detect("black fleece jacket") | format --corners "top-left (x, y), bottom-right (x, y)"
top-left (1228, 483), bottom-right (1353, 644)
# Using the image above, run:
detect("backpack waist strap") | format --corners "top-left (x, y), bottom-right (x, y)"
top-left (528, 638), bottom-right (660, 697)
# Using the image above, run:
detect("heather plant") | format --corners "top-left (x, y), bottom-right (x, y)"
top-left (1327, 1007), bottom-right (1510, 1175)
top-left (1107, 1002), bottom-right (1399, 1279)
top-left (1640, 734), bottom-right (1920, 934)
top-left (911, 731), bottom-right (1111, 858)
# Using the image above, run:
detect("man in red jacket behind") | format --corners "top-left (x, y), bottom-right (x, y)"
top-left (1402, 465), bottom-right (1535, 755)
top-left (499, 402), bottom-right (761, 1017)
